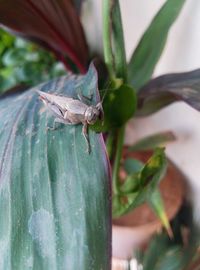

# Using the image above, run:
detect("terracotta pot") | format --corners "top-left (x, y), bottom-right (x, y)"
top-left (112, 149), bottom-right (186, 261)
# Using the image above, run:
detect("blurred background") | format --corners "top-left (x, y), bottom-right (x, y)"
top-left (81, 0), bottom-right (200, 222)
top-left (0, 0), bottom-right (200, 231)
top-left (1, 1), bottom-right (200, 269)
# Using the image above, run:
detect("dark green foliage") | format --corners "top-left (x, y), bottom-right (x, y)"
top-left (0, 30), bottom-right (66, 93)
top-left (137, 205), bottom-right (200, 270)
top-left (92, 84), bottom-right (137, 132)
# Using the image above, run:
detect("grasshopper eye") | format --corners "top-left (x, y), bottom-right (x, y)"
top-left (85, 106), bottom-right (99, 125)
top-left (91, 112), bottom-right (98, 122)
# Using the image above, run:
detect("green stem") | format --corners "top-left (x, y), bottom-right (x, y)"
top-left (110, 1), bottom-right (127, 194)
top-left (112, 126), bottom-right (125, 195)
top-left (103, 0), bottom-right (115, 79)
top-left (106, 130), bottom-right (115, 159)
top-left (103, 0), bottom-right (127, 195)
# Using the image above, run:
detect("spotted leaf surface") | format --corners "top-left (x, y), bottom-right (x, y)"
top-left (0, 64), bottom-right (111, 269)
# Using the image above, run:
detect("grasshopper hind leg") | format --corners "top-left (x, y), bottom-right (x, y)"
top-left (82, 122), bottom-right (91, 154)
top-left (47, 118), bottom-right (72, 131)
top-left (46, 119), bottom-right (60, 131)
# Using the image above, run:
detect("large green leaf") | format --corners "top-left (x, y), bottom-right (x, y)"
top-left (137, 68), bottom-right (200, 116)
top-left (128, 0), bottom-right (185, 90)
top-left (0, 64), bottom-right (111, 269)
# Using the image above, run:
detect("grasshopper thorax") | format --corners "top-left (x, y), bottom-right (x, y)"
top-left (85, 105), bottom-right (101, 125)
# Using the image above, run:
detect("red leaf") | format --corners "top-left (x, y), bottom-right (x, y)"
top-left (0, 0), bottom-right (88, 73)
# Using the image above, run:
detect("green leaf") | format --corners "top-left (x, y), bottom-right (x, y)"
top-left (141, 234), bottom-right (182, 270)
top-left (0, 64), bottom-right (111, 269)
top-left (154, 248), bottom-right (182, 270)
top-left (137, 68), bottom-right (200, 116)
top-left (0, 28), bottom-right (15, 54)
top-left (111, 0), bottom-right (127, 81)
top-left (137, 212), bottom-right (200, 270)
top-left (0, 30), bottom-right (67, 93)
top-left (124, 158), bottom-right (144, 174)
top-left (112, 148), bottom-right (167, 217)
top-left (92, 84), bottom-right (137, 132)
top-left (2, 48), bottom-right (25, 66)
top-left (128, 0), bottom-right (185, 90)
top-left (103, 0), bottom-right (127, 81)
top-left (140, 148), bottom-right (167, 187)
top-left (142, 236), bottom-right (183, 270)
top-left (119, 158), bottom-right (144, 194)
top-left (141, 234), bottom-right (171, 270)
top-left (148, 189), bottom-right (172, 237)
top-left (120, 172), bottom-right (141, 194)
top-left (129, 131), bottom-right (176, 151)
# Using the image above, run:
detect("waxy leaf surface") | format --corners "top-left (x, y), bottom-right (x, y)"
top-left (0, 64), bottom-right (111, 269)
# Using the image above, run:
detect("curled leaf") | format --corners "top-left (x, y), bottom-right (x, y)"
top-left (112, 148), bottom-right (167, 218)
top-left (137, 68), bottom-right (200, 116)
top-left (148, 189), bottom-right (172, 237)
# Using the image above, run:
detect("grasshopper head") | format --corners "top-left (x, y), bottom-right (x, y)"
top-left (85, 105), bottom-right (102, 125)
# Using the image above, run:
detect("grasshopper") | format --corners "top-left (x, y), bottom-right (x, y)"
top-left (37, 90), bottom-right (104, 153)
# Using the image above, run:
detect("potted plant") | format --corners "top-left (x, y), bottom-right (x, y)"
top-left (129, 204), bottom-right (200, 270)
top-left (0, 0), bottom-right (199, 269)
top-left (112, 145), bottom-right (186, 260)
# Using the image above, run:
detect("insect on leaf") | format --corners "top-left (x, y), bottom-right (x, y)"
top-left (0, 63), bottom-right (111, 269)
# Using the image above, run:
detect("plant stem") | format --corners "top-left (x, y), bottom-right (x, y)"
top-left (103, 0), bottom-right (115, 79)
top-left (106, 130), bottom-right (115, 159)
top-left (103, 0), bottom-right (127, 194)
top-left (112, 126), bottom-right (125, 194)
